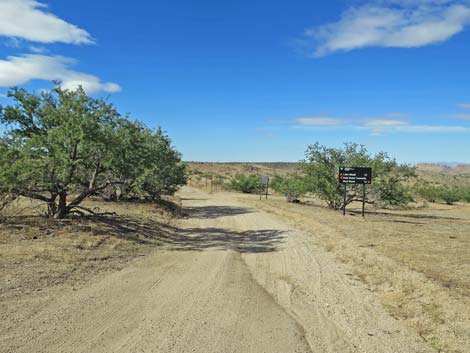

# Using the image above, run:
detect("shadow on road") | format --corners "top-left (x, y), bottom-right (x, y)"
top-left (2, 203), bottom-right (284, 253)
top-left (90, 216), bottom-right (284, 253)
top-left (183, 205), bottom-right (255, 219)
top-left (172, 227), bottom-right (284, 253)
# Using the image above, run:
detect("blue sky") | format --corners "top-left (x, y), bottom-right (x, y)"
top-left (1, 0), bottom-right (470, 163)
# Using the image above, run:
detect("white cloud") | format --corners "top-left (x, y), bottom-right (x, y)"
top-left (458, 102), bottom-right (470, 109)
top-left (357, 118), bottom-right (470, 134)
top-left (0, 54), bottom-right (121, 94)
top-left (363, 119), bottom-right (408, 135)
top-left (358, 120), bottom-right (470, 134)
top-left (0, 0), bottom-right (93, 45)
top-left (29, 45), bottom-right (48, 54)
top-left (364, 119), bottom-right (409, 126)
top-left (270, 114), bottom-right (470, 135)
top-left (295, 117), bottom-right (344, 126)
top-left (448, 113), bottom-right (470, 119)
top-left (305, 0), bottom-right (470, 56)
top-left (392, 124), bottom-right (470, 132)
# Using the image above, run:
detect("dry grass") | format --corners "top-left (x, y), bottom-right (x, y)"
top-left (237, 193), bottom-right (470, 353)
top-left (0, 198), bottom-right (180, 303)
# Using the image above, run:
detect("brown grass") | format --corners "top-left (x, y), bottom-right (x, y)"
top-left (0, 198), bottom-right (179, 303)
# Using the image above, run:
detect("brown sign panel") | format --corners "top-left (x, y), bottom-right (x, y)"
top-left (338, 167), bottom-right (372, 185)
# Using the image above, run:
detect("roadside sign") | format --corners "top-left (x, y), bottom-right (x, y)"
top-left (260, 175), bottom-right (269, 186)
top-left (338, 167), bottom-right (372, 217)
top-left (260, 176), bottom-right (269, 200)
top-left (338, 167), bottom-right (372, 185)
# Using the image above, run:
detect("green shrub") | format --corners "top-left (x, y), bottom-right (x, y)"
top-left (438, 186), bottom-right (461, 205)
top-left (415, 183), bottom-right (466, 205)
top-left (460, 187), bottom-right (470, 203)
top-left (271, 174), bottom-right (308, 202)
top-left (415, 184), bottom-right (441, 203)
top-left (228, 174), bottom-right (261, 193)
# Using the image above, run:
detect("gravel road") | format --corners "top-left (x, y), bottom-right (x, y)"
top-left (1, 187), bottom-right (432, 353)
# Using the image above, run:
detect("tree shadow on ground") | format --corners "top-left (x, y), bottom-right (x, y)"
top-left (347, 209), bottom-right (465, 221)
top-left (171, 227), bottom-right (285, 253)
top-left (183, 205), bottom-right (255, 219)
top-left (1, 209), bottom-right (284, 254)
top-left (84, 216), bottom-right (284, 253)
top-left (179, 198), bottom-right (208, 202)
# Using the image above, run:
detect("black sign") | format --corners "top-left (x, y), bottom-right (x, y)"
top-left (338, 167), bottom-right (372, 185)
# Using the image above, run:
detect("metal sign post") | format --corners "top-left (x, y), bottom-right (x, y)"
top-left (362, 183), bottom-right (366, 217)
top-left (338, 167), bottom-right (372, 217)
top-left (265, 178), bottom-right (269, 200)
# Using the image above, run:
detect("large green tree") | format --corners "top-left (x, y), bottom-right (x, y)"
top-left (303, 142), bottom-right (415, 209)
top-left (0, 86), bottom-right (186, 218)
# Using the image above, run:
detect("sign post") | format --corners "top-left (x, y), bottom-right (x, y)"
top-left (338, 167), bottom-right (372, 217)
top-left (362, 184), bottom-right (366, 217)
top-left (260, 176), bottom-right (269, 200)
top-left (266, 177), bottom-right (269, 200)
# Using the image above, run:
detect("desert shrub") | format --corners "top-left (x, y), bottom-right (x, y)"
top-left (303, 142), bottom-right (415, 209)
top-left (271, 174), bottom-right (308, 202)
top-left (212, 174), bottom-right (225, 187)
top-left (414, 183), bottom-right (466, 205)
top-left (438, 186), bottom-right (461, 205)
top-left (415, 183), bottom-right (441, 203)
top-left (459, 187), bottom-right (470, 203)
top-left (228, 174), bottom-right (261, 193)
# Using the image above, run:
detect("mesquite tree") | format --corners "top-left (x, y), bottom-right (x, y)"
top-left (0, 86), bottom-right (186, 218)
top-left (303, 142), bottom-right (415, 209)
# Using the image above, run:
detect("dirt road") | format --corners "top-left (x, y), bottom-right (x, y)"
top-left (1, 187), bottom-right (432, 353)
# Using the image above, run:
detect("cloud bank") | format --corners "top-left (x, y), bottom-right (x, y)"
top-left (270, 114), bottom-right (470, 135)
top-left (0, 0), bottom-right (93, 44)
top-left (0, 1), bottom-right (120, 94)
top-left (304, 0), bottom-right (470, 56)
top-left (0, 54), bottom-right (121, 94)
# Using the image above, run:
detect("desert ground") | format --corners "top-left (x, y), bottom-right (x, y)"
top-left (1, 184), bottom-right (469, 352)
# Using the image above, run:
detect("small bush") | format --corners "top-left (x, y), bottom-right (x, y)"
top-left (228, 174), bottom-right (261, 194)
top-left (414, 183), bottom-right (465, 205)
top-left (460, 187), bottom-right (470, 203)
top-left (438, 186), bottom-right (461, 205)
top-left (271, 174), bottom-right (308, 202)
top-left (415, 184), bottom-right (441, 203)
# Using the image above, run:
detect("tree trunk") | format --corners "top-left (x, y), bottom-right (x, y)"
top-left (55, 191), bottom-right (67, 219)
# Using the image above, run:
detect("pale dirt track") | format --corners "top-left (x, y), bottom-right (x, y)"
top-left (1, 187), bottom-right (432, 353)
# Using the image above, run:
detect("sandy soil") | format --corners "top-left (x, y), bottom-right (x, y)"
top-left (237, 192), bottom-right (470, 353)
top-left (1, 187), bottom-right (433, 353)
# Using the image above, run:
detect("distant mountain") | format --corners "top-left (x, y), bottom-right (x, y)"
top-left (416, 163), bottom-right (470, 174)
top-left (188, 161), bottom-right (470, 176)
